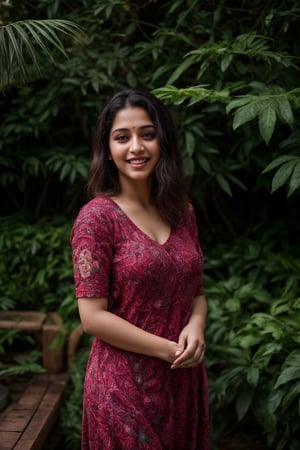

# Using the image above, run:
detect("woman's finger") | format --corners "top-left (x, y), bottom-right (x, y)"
top-left (173, 344), bottom-right (206, 368)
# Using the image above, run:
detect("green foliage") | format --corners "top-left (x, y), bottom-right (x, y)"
top-left (226, 85), bottom-right (295, 145)
top-left (0, 329), bottom-right (28, 354)
top-left (205, 231), bottom-right (300, 449)
top-left (152, 85), bottom-right (230, 106)
top-left (263, 153), bottom-right (300, 197)
top-left (150, 4), bottom-right (300, 200)
top-left (0, 215), bottom-right (76, 321)
top-left (0, 350), bottom-right (45, 376)
top-left (0, 19), bottom-right (86, 89)
top-left (0, 330), bottom-right (45, 376)
top-left (166, 32), bottom-right (296, 85)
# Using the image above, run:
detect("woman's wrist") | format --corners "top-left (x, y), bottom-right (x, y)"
top-left (155, 338), bottom-right (178, 363)
top-left (188, 313), bottom-right (206, 332)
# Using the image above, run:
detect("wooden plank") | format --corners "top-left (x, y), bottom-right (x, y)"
top-left (0, 431), bottom-right (21, 449)
top-left (0, 409), bottom-right (36, 433)
top-left (14, 384), bottom-right (48, 410)
top-left (14, 374), bottom-right (68, 450)
top-left (0, 384), bottom-right (48, 434)
top-left (0, 373), bottom-right (68, 450)
top-left (0, 311), bottom-right (46, 331)
top-left (42, 313), bottom-right (65, 373)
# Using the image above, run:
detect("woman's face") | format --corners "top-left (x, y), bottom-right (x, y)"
top-left (109, 106), bottom-right (160, 189)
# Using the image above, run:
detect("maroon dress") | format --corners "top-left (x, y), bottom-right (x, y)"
top-left (71, 197), bottom-right (210, 450)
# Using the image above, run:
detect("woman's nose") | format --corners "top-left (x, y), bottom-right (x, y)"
top-left (130, 135), bottom-right (143, 152)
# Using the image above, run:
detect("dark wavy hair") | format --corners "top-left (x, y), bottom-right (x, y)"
top-left (87, 88), bottom-right (188, 226)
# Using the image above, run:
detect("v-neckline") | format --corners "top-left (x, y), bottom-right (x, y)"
top-left (106, 197), bottom-right (172, 247)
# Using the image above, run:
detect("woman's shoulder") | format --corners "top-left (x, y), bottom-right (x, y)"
top-left (182, 202), bottom-right (196, 222)
top-left (177, 202), bottom-right (198, 233)
top-left (187, 202), bottom-right (195, 214)
top-left (73, 196), bottom-right (118, 229)
top-left (71, 197), bottom-right (116, 242)
top-left (77, 196), bottom-right (116, 217)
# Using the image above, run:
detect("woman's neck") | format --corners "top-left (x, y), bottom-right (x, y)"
top-left (116, 181), bottom-right (153, 209)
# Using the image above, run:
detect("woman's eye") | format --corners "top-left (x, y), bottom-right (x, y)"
top-left (143, 133), bottom-right (156, 140)
top-left (115, 135), bottom-right (128, 142)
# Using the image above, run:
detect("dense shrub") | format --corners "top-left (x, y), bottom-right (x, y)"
top-left (0, 215), bottom-right (74, 317)
top-left (204, 229), bottom-right (300, 449)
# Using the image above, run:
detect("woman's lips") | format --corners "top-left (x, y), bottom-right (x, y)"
top-left (127, 158), bottom-right (149, 165)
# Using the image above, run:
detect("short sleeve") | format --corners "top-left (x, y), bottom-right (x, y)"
top-left (70, 200), bottom-right (114, 299)
top-left (187, 204), bottom-right (204, 296)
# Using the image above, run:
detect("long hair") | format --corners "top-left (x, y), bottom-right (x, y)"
top-left (87, 89), bottom-right (188, 226)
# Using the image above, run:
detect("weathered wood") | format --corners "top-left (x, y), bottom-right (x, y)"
top-left (0, 431), bottom-right (21, 450)
top-left (0, 311), bottom-right (82, 448)
top-left (0, 373), bottom-right (69, 450)
top-left (42, 313), bottom-right (65, 373)
top-left (0, 310), bottom-right (66, 374)
top-left (0, 312), bottom-right (46, 331)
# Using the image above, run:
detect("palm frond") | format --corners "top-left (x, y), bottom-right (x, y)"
top-left (0, 19), bottom-right (87, 89)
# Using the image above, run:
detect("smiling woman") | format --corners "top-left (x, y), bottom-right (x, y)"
top-left (108, 106), bottom-right (160, 187)
top-left (71, 89), bottom-right (210, 450)
top-left (87, 89), bottom-right (188, 226)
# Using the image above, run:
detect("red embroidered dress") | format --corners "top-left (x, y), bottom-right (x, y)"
top-left (71, 197), bottom-right (210, 450)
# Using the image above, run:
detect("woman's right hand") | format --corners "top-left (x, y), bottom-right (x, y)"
top-left (164, 340), bottom-right (185, 365)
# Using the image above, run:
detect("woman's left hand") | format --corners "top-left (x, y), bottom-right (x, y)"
top-left (170, 321), bottom-right (206, 369)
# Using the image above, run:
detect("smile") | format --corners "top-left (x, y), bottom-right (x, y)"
top-left (127, 158), bottom-right (149, 165)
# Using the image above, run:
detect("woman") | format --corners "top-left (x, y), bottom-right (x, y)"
top-left (71, 89), bottom-right (210, 449)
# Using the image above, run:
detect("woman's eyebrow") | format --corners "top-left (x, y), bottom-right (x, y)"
top-left (111, 124), bottom-right (155, 135)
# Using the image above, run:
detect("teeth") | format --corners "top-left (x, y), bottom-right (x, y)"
top-left (128, 159), bottom-right (147, 164)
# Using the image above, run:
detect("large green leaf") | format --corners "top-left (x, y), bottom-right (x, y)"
top-left (236, 387), bottom-right (254, 421)
top-left (271, 161), bottom-right (297, 193)
top-left (288, 161), bottom-right (300, 196)
top-left (275, 95), bottom-right (294, 127)
top-left (262, 155), bottom-right (299, 173)
top-left (229, 98), bottom-right (260, 129)
top-left (246, 366), bottom-right (260, 387)
top-left (275, 367), bottom-right (300, 388)
top-left (258, 101), bottom-right (277, 145)
top-left (228, 90), bottom-right (298, 144)
top-left (268, 389), bottom-right (285, 413)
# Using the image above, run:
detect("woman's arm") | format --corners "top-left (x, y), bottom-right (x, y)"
top-left (78, 297), bottom-right (180, 364)
top-left (171, 294), bottom-right (207, 369)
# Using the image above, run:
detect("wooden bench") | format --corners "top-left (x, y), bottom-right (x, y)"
top-left (0, 373), bottom-right (69, 450)
top-left (0, 311), bottom-right (84, 449)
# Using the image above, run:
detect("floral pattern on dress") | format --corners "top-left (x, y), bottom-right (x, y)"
top-left (71, 197), bottom-right (210, 450)
top-left (75, 249), bottom-right (100, 278)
